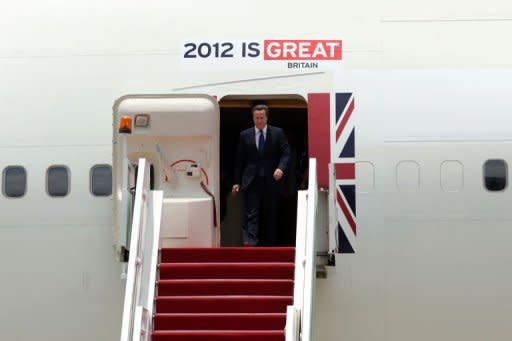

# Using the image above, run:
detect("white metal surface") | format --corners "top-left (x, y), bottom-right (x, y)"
top-left (113, 95), bottom-right (220, 249)
top-left (120, 159), bottom-right (163, 341)
top-left (293, 191), bottom-right (308, 309)
top-left (120, 159), bottom-right (149, 341)
top-left (114, 134), bottom-right (134, 260)
top-left (160, 197), bottom-right (214, 247)
top-left (287, 159), bottom-right (318, 341)
top-left (2, 1), bottom-right (512, 340)
top-left (142, 192), bottom-right (163, 341)
top-left (302, 159), bottom-right (318, 341)
top-left (287, 190), bottom-right (308, 340)
top-left (328, 163), bottom-right (337, 253)
top-left (285, 306), bottom-right (300, 341)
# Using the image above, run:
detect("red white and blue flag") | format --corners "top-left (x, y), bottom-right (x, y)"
top-left (308, 92), bottom-right (356, 253)
top-left (333, 93), bottom-right (356, 253)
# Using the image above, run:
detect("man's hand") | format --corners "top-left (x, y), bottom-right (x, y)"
top-left (231, 184), bottom-right (240, 196)
top-left (273, 168), bottom-right (284, 181)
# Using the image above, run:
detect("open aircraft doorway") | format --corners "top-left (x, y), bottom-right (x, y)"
top-left (219, 95), bottom-right (308, 247)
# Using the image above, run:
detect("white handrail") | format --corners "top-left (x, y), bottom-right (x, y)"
top-left (286, 158), bottom-right (319, 341)
top-left (328, 162), bottom-right (337, 254)
top-left (115, 133), bottom-right (134, 262)
top-left (120, 158), bottom-right (164, 341)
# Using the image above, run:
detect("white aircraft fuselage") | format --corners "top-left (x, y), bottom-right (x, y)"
top-left (1, 1), bottom-right (512, 340)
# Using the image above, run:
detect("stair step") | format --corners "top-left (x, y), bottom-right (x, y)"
top-left (159, 263), bottom-right (294, 280)
top-left (152, 330), bottom-right (284, 341)
top-left (154, 313), bottom-right (286, 330)
top-left (158, 279), bottom-right (294, 296)
top-left (155, 295), bottom-right (293, 313)
top-left (161, 247), bottom-right (295, 263)
top-left (151, 247), bottom-right (295, 339)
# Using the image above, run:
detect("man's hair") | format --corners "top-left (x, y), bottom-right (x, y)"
top-left (251, 104), bottom-right (269, 118)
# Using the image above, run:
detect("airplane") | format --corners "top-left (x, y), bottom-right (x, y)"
top-left (1, 1), bottom-right (512, 340)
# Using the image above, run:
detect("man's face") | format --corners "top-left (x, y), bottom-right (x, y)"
top-left (253, 109), bottom-right (268, 130)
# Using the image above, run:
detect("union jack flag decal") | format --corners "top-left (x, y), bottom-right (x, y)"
top-left (307, 92), bottom-right (356, 254)
top-left (332, 93), bottom-right (356, 253)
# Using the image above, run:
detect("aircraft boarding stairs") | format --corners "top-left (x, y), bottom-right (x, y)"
top-left (153, 247), bottom-right (294, 340)
top-left (120, 159), bottom-right (320, 341)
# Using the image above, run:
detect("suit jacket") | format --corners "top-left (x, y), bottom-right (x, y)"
top-left (234, 125), bottom-right (290, 191)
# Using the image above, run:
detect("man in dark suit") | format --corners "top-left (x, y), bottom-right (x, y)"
top-left (232, 104), bottom-right (290, 246)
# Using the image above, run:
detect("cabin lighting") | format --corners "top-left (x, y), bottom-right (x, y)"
top-left (134, 114), bottom-right (150, 127)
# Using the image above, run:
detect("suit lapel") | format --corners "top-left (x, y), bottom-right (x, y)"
top-left (264, 125), bottom-right (272, 156)
top-left (249, 128), bottom-right (258, 154)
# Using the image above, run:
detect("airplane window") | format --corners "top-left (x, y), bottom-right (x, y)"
top-left (484, 159), bottom-right (507, 191)
top-left (3, 166), bottom-right (26, 198)
top-left (90, 165), bottom-right (112, 196)
top-left (441, 161), bottom-right (464, 192)
top-left (396, 161), bottom-right (420, 192)
top-left (356, 161), bottom-right (375, 193)
top-left (47, 166), bottom-right (70, 197)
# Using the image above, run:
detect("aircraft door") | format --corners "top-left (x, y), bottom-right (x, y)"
top-left (112, 95), bottom-right (220, 259)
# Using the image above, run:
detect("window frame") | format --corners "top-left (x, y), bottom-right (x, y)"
top-left (46, 165), bottom-right (71, 197)
top-left (396, 160), bottom-right (420, 192)
top-left (440, 160), bottom-right (464, 192)
top-left (483, 159), bottom-right (508, 192)
top-left (90, 164), bottom-right (112, 197)
top-left (2, 165), bottom-right (27, 198)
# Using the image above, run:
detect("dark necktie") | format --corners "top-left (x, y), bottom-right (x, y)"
top-left (258, 129), bottom-right (265, 155)
top-left (258, 130), bottom-right (265, 176)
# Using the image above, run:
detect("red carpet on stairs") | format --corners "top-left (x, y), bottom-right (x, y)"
top-left (152, 247), bottom-right (295, 341)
